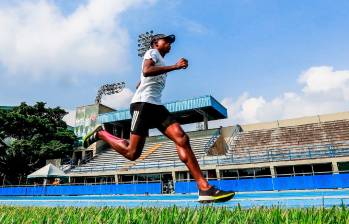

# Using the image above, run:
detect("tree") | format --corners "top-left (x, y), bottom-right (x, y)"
top-left (0, 102), bottom-right (77, 184)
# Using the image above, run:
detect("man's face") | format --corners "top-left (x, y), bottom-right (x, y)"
top-left (154, 39), bottom-right (171, 54)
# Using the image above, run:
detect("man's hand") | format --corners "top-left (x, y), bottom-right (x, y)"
top-left (175, 58), bottom-right (188, 70)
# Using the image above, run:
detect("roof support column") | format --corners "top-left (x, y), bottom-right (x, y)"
top-left (172, 170), bottom-right (176, 184)
top-left (270, 165), bottom-right (276, 178)
top-left (195, 109), bottom-right (209, 130)
top-left (203, 112), bottom-right (208, 130)
top-left (332, 161), bottom-right (339, 174)
top-left (216, 169), bottom-right (221, 180)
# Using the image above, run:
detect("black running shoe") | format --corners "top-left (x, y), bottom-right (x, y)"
top-left (82, 124), bottom-right (104, 148)
top-left (198, 186), bottom-right (235, 203)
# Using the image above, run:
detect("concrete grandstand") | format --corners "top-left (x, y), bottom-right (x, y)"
top-left (61, 95), bottom-right (349, 194)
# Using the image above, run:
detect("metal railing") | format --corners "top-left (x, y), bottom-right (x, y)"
top-left (60, 153), bottom-right (95, 172)
top-left (225, 125), bottom-right (243, 148)
top-left (203, 129), bottom-right (220, 153)
top-left (68, 144), bottom-right (349, 173)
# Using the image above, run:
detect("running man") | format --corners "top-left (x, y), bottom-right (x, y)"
top-left (83, 33), bottom-right (235, 203)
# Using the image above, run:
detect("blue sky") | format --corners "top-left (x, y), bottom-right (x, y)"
top-left (1, 0), bottom-right (349, 126)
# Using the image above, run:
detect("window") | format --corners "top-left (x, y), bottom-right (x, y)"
top-left (220, 169), bottom-right (238, 179)
top-left (338, 162), bottom-right (349, 173)
top-left (175, 171), bottom-right (188, 181)
top-left (275, 166), bottom-right (294, 177)
top-left (135, 174), bottom-right (146, 182)
top-left (313, 163), bottom-right (332, 174)
top-left (147, 174), bottom-right (160, 182)
top-left (254, 167), bottom-right (271, 177)
top-left (85, 177), bottom-right (97, 183)
top-left (294, 164), bottom-right (312, 176)
top-left (119, 175), bottom-right (133, 183)
top-left (238, 168), bottom-right (255, 178)
top-left (203, 170), bottom-right (217, 179)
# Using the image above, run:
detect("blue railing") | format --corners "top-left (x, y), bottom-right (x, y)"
top-left (175, 173), bottom-right (349, 193)
top-left (0, 182), bottom-right (161, 196)
top-left (2, 174), bottom-right (349, 195)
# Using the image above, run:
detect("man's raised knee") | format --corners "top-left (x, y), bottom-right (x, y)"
top-left (129, 154), bottom-right (139, 161)
top-left (127, 145), bottom-right (143, 161)
top-left (175, 133), bottom-right (190, 147)
top-left (127, 151), bottom-right (141, 161)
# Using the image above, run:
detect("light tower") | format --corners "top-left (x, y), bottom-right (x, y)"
top-left (95, 82), bottom-right (125, 104)
top-left (137, 30), bottom-right (154, 57)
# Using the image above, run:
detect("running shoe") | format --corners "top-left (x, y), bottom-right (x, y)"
top-left (198, 186), bottom-right (235, 203)
top-left (82, 124), bottom-right (104, 148)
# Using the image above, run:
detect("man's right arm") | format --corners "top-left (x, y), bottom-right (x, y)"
top-left (143, 58), bottom-right (188, 77)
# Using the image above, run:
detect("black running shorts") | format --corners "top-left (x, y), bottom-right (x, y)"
top-left (130, 102), bottom-right (177, 136)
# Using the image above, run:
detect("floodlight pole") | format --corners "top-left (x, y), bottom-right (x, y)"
top-left (95, 82), bottom-right (126, 104)
top-left (137, 30), bottom-right (154, 58)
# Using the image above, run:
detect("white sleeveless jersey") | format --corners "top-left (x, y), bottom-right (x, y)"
top-left (131, 49), bottom-right (167, 105)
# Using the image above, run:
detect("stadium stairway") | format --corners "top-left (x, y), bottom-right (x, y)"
top-left (203, 129), bottom-right (220, 153)
top-left (118, 143), bottom-right (163, 171)
top-left (127, 135), bottom-right (213, 170)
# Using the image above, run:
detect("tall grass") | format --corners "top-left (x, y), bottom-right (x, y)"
top-left (0, 205), bottom-right (348, 224)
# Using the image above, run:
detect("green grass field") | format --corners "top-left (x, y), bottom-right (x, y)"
top-left (0, 206), bottom-right (348, 224)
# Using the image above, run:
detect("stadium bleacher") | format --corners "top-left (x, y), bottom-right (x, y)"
top-left (225, 119), bottom-right (349, 159)
top-left (66, 96), bottom-right (349, 191)
top-left (69, 129), bottom-right (217, 173)
top-left (69, 118), bottom-right (349, 175)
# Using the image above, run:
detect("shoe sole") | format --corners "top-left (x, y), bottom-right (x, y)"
top-left (198, 192), bottom-right (235, 203)
top-left (82, 125), bottom-right (102, 148)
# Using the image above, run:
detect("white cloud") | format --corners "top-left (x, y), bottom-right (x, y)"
top-left (101, 88), bottom-right (134, 109)
top-left (0, 0), bottom-right (152, 82)
top-left (172, 17), bottom-right (208, 35)
top-left (299, 66), bottom-right (349, 100)
top-left (219, 66), bottom-right (349, 126)
top-left (182, 19), bottom-right (208, 34)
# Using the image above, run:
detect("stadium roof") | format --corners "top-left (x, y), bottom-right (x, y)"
top-left (98, 95), bottom-right (227, 127)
